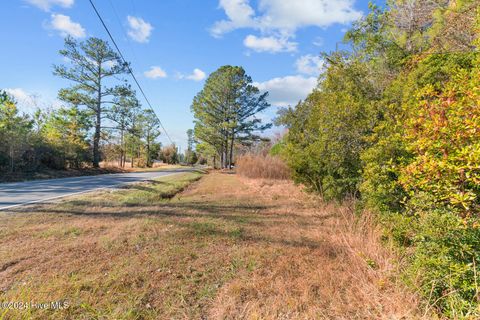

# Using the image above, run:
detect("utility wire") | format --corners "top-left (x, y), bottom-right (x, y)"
top-left (87, 0), bottom-right (174, 145)
top-left (107, 0), bottom-right (139, 64)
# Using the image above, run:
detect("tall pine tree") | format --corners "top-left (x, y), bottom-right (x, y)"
top-left (191, 66), bottom-right (271, 169)
top-left (54, 36), bottom-right (129, 167)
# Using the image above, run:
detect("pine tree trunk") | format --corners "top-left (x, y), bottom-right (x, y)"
top-left (220, 144), bottom-right (224, 169)
top-left (93, 109), bottom-right (101, 168)
top-left (146, 132), bottom-right (151, 167)
top-left (93, 77), bottom-right (102, 168)
top-left (147, 143), bottom-right (151, 167)
top-left (120, 128), bottom-right (124, 168)
top-left (229, 129), bottom-right (234, 169)
top-left (224, 135), bottom-right (229, 169)
top-left (130, 142), bottom-right (134, 168)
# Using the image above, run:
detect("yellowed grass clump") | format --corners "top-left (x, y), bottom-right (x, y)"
top-left (236, 154), bottom-right (290, 180)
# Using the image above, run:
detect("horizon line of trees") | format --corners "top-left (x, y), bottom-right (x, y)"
top-left (0, 36), bottom-right (171, 174)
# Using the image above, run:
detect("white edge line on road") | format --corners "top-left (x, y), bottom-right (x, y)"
top-left (0, 172), bottom-right (179, 212)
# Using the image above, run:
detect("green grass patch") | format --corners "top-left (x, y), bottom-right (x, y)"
top-left (37, 226), bottom-right (83, 239)
top-left (57, 172), bottom-right (203, 210)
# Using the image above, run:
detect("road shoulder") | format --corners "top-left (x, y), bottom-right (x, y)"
top-left (0, 171), bottom-right (421, 319)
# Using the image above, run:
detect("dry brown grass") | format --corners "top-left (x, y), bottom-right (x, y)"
top-left (0, 172), bottom-right (425, 319)
top-left (208, 177), bottom-right (424, 320)
top-left (100, 162), bottom-right (183, 171)
top-left (236, 154), bottom-right (290, 180)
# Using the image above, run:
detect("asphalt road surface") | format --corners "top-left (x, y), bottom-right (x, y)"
top-left (0, 169), bottom-right (192, 211)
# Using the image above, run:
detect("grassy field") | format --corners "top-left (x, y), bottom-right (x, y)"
top-left (0, 171), bottom-right (423, 319)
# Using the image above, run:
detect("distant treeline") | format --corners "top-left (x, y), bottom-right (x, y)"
top-left (0, 37), bottom-right (179, 175)
top-left (275, 1), bottom-right (480, 318)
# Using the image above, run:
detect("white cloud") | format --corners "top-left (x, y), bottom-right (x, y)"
top-left (256, 0), bottom-right (362, 33)
top-left (144, 66), bottom-right (167, 79)
top-left (211, 0), bottom-right (362, 53)
top-left (254, 75), bottom-right (317, 107)
top-left (3, 88), bottom-right (47, 114)
top-left (176, 68), bottom-right (207, 81)
top-left (25, 0), bottom-right (74, 11)
top-left (243, 35), bottom-right (297, 53)
top-left (212, 0), bottom-right (362, 34)
top-left (211, 0), bottom-right (257, 37)
top-left (295, 54), bottom-right (324, 75)
top-left (186, 68), bottom-right (207, 81)
top-left (127, 16), bottom-right (153, 43)
top-left (4, 88), bottom-right (65, 114)
top-left (48, 14), bottom-right (86, 38)
top-left (4, 88), bottom-right (36, 106)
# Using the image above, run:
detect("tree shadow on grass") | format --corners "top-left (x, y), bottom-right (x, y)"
top-left (18, 200), bottom-right (336, 226)
top-left (26, 202), bottom-right (270, 221)
top-left (14, 198), bottom-right (338, 251)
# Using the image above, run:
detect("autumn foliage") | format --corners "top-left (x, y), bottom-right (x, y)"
top-left (400, 60), bottom-right (480, 215)
top-left (276, 1), bottom-right (480, 317)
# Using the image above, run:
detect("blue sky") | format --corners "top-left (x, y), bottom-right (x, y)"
top-left (1, 0), bottom-right (380, 150)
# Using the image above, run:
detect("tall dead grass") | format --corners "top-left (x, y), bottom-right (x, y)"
top-left (236, 154), bottom-right (290, 179)
top-left (210, 177), bottom-right (424, 319)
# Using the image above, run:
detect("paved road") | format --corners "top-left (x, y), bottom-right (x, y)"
top-left (0, 169), bottom-right (192, 211)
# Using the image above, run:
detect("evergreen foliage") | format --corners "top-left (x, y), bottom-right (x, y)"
top-left (278, 1), bottom-right (480, 316)
top-left (191, 66), bottom-right (271, 169)
top-left (0, 37), bottom-right (164, 173)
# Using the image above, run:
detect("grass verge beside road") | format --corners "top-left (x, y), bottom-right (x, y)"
top-left (0, 171), bottom-right (423, 319)
top-left (0, 164), bottom-right (185, 183)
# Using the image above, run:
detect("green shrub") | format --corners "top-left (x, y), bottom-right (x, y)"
top-left (379, 52), bottom-right (480, 318)
top-left (408, 210), bottom-right (480, 317)
top-left (399, 53), bottom-right (480, 217)
top-left (277, 3), bottom-right (480, 318)
top-left (277, 54), bottom-right (375, 200)
top-left (269, 139), bottom-right (286, 157)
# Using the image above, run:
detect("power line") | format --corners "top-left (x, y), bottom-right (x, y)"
top-left (107, 0), bottom-right (139, 64)
top-left (129, 0), bottom-right (138, 18)
top-left (87, 0), bottom-right (174, 145)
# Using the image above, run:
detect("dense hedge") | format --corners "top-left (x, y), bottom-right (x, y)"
top-left (276, 1), bottom-right (480, 317)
